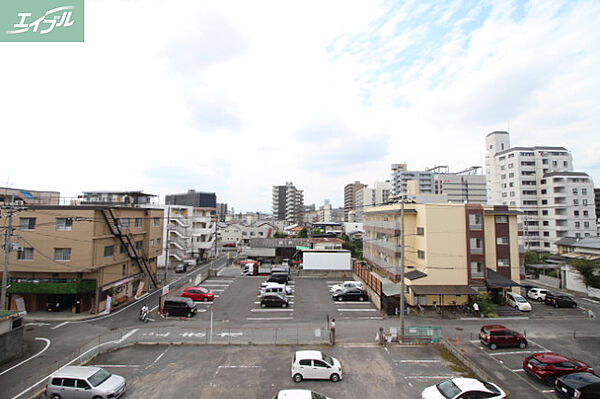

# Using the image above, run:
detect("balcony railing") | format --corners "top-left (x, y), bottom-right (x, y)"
top-left (364, 251), bottom-right (399, 271)
top-left (364, 238), bottom-right (401, 253)
top-left (363, 220), bottom-right (401, 231)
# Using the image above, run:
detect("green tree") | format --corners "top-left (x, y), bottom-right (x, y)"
top-left (570, 258), bottom-right (600, 288)
top-left (273, 232), bottom-right (288, 238)
top-left (473, 293), bottom-right (498, 318)
top-left (297, 227), bottom-right (308, 238)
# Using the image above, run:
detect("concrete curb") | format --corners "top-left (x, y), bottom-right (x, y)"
top-left (441, 339), bottom-right (496, 383)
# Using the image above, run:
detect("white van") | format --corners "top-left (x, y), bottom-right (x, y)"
top-left (260, 283), bottom-right (292, 296)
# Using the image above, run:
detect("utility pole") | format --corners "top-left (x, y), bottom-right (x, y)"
top-left (163, 206), bottom-right (171, 284)
top-left (1, 201), bottom-right (25, 310)
top-left (399, 196), bottom-right (406, 343)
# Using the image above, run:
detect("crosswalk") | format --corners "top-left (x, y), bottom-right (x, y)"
top-left (327, 281), bottom-right (383, 320)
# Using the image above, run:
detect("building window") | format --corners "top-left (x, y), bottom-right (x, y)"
top-left (573, 199), bottom-right (579, 205)
top-left (157, 238), bottom-right (161, 247)
top-left (417, 227), bottom-right (425, 236)
top-left (496, 237), bottom-right (509, 245)
top-left (417, 250), bottom-right (425, 259)
top-left (135, 241), bottom-right (143, 251)
top-left (552, 160), bottom-right (558, 166)
top-left (104, 245), bottom-right (114, 257)
top-left (150, 239), bottom-right (154, 247)
top-left (19, 217), bottom-right (36, 230)
top-left (575, 222), bottom-right (580, 228)
top-left (584, 210), bottom-right (589, 217)
top-left (573, 188), bottom-right (578, 194)
top-left (135, 218), bottom-right (143, 228)
top-left (469, 214), bottom-right (482, 230)
top-left (542, 210), bottom-right (548, 216)
top-left (544, 242), bottom-right (550, 247)
top-left (122, 264), bottom-right (127, 276)
top-left (119, 218), bottom-right (130, 228)
top-left (470, 261), bottom-right (484, 278)
top-left (543, 221), bottom-right (549, 226)
top-left (509, 182), bottom-right (514, 187)
top-left (542, 159), bottom-right (548, 164)
top-left (120, 243), bottom-right (127, 254)
top-left (510, 191), bottom-right (515, 197)
top-left (153, 217), bottom-right (160, 227)
top-left (541, 200), bottom-right (548, 205)
top-left (469, 238), bottom-right (483, 254)
top-left (582, 188), bottom-right (587, 195)
top-left (56, 218), bottom-right (73, 231)
top-left (582, 199), bottom-right (588, 206)
top-left (543, 231), bottom-right (549, 236)
top-left (509, 173), bottom-right (514, 178)
top-left (497, 258), bottom-right (510, 267)
top-left (574, 210), bottom-right (579, 217)
top-left (501, 174), bottom-right (506, 180)
top-left (17, 247), bottom-right (34, 260)
top-left (584, 222), bottom-right (590, 228)
top-left (508, 163), bottom-right (513, 169)
top-left (495, 216), bottom-right (508, 223)
top-left (54, 248), bottom-right (72, 261)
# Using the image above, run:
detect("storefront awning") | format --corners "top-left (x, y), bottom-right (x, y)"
top-left (410, 285), bottom-right (477, 295)
top-left (486, 268), bottom-right (520, 288)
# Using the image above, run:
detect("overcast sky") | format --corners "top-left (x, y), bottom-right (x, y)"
top-left (1, 0), bottom-right (599, 213)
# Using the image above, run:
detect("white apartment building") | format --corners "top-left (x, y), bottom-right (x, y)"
top-left (391, 163), bottom-right (435, 196)
top-left (219, 222), bottom-right (276, 245)
top-left (355, 181), bottom-right (393, 222)
top-left (272, 182), bottom-right (304, 225)
top-left (318, 199), bottom-right (333, 222)
top-left (158, 205), bottom-right (216, 267)
top-left (485, 131), bottom-right (596, 252)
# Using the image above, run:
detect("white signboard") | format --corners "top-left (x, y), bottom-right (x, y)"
top-left (105, 295), bottom-right (112, 314)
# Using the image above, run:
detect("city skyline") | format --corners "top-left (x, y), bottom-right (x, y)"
top-left (1, 1), bottom-right (599, 213)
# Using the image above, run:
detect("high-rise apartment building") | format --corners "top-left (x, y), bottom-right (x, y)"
top-left (485, 131), bottom-right (596, 251)
top-left (391, 163), bottom-right (434, 196)
top-left (318, 200), bottom-right (333, 222)
top-left (344, 181), bottom-right (366, 222)
top-left (431, 167), bottom-right (487, 204)
top-left (272, 182), bottom-right (304, 225)
top-left (355, 181), bottom-right (392, 222)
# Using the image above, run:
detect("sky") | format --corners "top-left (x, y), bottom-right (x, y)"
top-left (1, 0), bottom-right (599, 213)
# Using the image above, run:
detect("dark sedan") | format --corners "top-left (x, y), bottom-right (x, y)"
top-left (332, 288), bottom-right (369, 302)
top-left (545, 294), bottom-right (577, 308)
top-left (555, 372), bottom-right (600, 399)
top-left (260, 294), bottom-right (289, 308)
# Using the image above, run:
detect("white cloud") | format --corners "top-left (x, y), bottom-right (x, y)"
top-left (0, 0), bottom-right (598, 212)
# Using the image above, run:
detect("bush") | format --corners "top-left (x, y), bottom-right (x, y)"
top-left (473, 293), bottom-right (498, 318)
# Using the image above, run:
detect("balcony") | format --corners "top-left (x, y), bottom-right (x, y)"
top-left (363, 220), bottom-right (401, 232)
top-left (364, 251), bottom-right (399, 272)
top-left (364, 238), bottom-right (401, 253)
top-left (168, 224), bottom-right (189, 238)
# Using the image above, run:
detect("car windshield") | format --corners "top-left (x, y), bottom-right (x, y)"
top-left (311, 392), bottom-right (326, 399)
top-left (88, 368), bottom-right (111, 387)
top-left (322, 353), bottom-right (334, 366)
top-left (436, 380), bottom-right (462, 398)
top-left (199, 288), bottom-right (208, 294)
top-left (516, 297), bottom-right (527, 303)
top-left (483, 382), bottom-right (500, 393)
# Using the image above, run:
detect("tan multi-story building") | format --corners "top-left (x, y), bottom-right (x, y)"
top-left (363, 202), bottom-right (520, 307)
top-left (3, 205), bottom-right (163, 314)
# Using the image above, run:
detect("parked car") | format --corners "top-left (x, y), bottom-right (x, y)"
top-left (523, 352), bottom-right (594, 386)
top-left (267, 273), bottom-right (291, 285)
top-left (260, 293), bottom-right (289, 308)
top-left (555, 372), bottom-right (600, 399)
top-left (291, 350), bottom-right (342, 383)
top-left (421, 377), bottom-right (505, 399)
top-left (273, 389), bottom-right (331, 399)
top-left (260, 283), bottom-right (292, 296)
top-left (527, 287), bottom-right (550, 302)
top-left (46, 294), bottom-right (73, 312)
top-left (506, 292), bottom-right (532, 311)
top-left (175, 263), bottom-right (187, 273)
top-left (332, 287), bottom-right (369, 302)
top-left (45, 366), bottom-right (126, 399)
top-left (479, 325), bottom-right (527, 350)
top-left (163, 297), bottom-right (197, 317)
top-left (181, 286), bottom-right (214, 302)
top-left (330, 281), bottom-right (363, 293)
top-left (545, 293), bottom-right (577, 308)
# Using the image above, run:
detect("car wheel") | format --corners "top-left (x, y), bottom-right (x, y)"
top-left (337, 296), bottom-right (343, 301)
top-left (203, 297), bottom-right (209, 302)
top-left (187, 312), bottom-right (192, 318)
top-left (330, 373), bottom-right (340, 382)
top-left (572, 304), bottom-right (577, 308)
top-left (93, 396), bottom-right (103, 399)
top-left (490, 343), bottom-right (497, 350)
top-left (519, 341), bottom-right (527, 349)
top-left (165, 311), bottom-right (170, 317)
top-left (261, 303), bottom-right (266, 308)
top-left (50, 395), bottom-right (61, 399)
top-left (554, 303), bottom-right (559, 308)
top-left (544, 375), bottom-right (556, 386)
top-left (359, 296), bottom-right (365, 302)
top-left (537, 297), bottom-right (543, 302)
top-left (282, 303), bottom-right (288, 308)
top-left (293, 373), bottom-right (303, 383)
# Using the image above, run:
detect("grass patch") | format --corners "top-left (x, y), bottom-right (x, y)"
top-left (438, 346), bottom-right (476, 378)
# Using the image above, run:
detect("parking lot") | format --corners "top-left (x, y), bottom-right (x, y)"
top-left (88, 343), bottom-right (468, 398)
top-left (157, 276), bottom-right (382, 324)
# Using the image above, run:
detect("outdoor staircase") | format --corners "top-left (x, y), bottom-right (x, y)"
top-left (102, 208), bottom-right (157, 288)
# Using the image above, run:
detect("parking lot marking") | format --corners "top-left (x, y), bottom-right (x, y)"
top-left (340, 316), bottom-right (383, 320)
top-left (394, 360), bottom-right (441, 363)
top-left (211, 289), bottom-right (225, 292)
top-left (201, 284), bottom-right (231, 286)
top-left (250, 308), bottom-right (293, 312)
top-left (204, 280), bottom-right (233, 283)
top-left (246, 317), bottom-right (294, 320)
top-left (512, 369), bottom-right (524, 372)
top-left (404, 376), bottom-right (453, 379)
top-left (489, 350), bottom-right (538, 356)
top-left (526, 339), bottom-right (552, 353)
top-left (337, 308), bottom-right (378, 312)
top-left (92, 364), bottom-right (140, 368)
top-left (334, 301), bottom-right (371, 305)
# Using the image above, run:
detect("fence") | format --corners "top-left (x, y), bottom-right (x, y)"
top-left (17, 326), bottom-right (328, 399)
top-left (377, 326), bottom-right (442, 344)
top-left (353, 261), bottom-right (382, 297)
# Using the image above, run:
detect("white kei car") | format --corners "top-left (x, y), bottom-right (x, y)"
top-left (330, 281), bottom-right (363, 293)
top-left (421, 377), bottom-right (506, 399)
top-left (506, 292), bottom-right (532, 312)
top-left (291, 350), bottom-right (342, 383)
top-left (526, 287), bottom-right (549, 302)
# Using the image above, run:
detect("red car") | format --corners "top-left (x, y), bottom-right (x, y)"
top-left (523, 352), bottom-right (593, 386)
top-left (181, 286), bottom-right (214, 302)
top-left (479, 325), bottom-right (527, 350)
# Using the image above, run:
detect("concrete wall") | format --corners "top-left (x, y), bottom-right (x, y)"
top-left (0, 326), bottom-right (23, 365)
top-left (539, 274), bottom-right (560, 288)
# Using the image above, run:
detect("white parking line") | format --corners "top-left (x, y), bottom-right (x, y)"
top-left (246, 317), bottom-right (294, 321)
top-left (0, 337), bottom-right (51, 377)
top-left (394, 360), bottom-right (441, 363)
top-left (250, 309), bottom-right (293, 312)
top-left (204, 280), bottom-right (233, 283)
top-left (254, 302), bottom-right (294, 305)
top-left (404, 376), bottom-right (453, 379)
top-left (92, 364), bottom-right (140, 368)
top-left (489, 350), bottom-right (538, 356)
top-left (334, 302), bottom-right (371, 305)
top-left (211, 289), bottom-right (225, 292)
top-left (50, 321), bottom-right (70, 330)
top-left (339, 316), bottom-right (383, 320)
top-left (201, 284), bottom-right (230, 286)
top-left (337, 308), bottom-right (377, 312)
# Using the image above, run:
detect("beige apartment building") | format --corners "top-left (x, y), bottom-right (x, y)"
top-left (3, 205), bottom-right (163, 314)
top-left (363, 202), bottom-right (520, 307)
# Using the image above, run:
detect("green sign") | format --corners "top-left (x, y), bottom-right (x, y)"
top-left (0, 0), bottom-right (84, 42)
